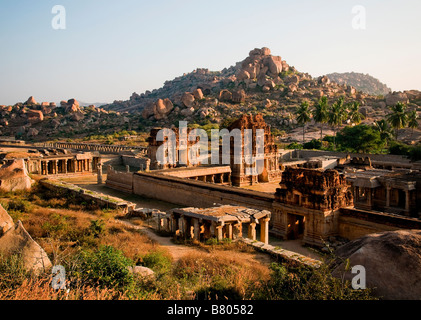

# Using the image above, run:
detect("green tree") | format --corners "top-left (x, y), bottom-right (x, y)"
top-left (374, 119), bottom-right (393, 147)
top-left (386, 102), bottom-right (408, 140)
top-left (348, 101), bottom-right (365, 125)
top-left (336, 124), bottom-right (383, 153)
top-left (295, 101), bottom-right (312, 144)
top-left (328, 96), bottom-right (347, 149)
top-left (408, 110), bottom-right (419, 139)
top-left (312, 96), bottom-right (329, 141)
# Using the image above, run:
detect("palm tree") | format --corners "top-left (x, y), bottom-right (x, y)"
top-left (295, 101), bottom-right (312, 144)
top-left (348, 101), bottom-right (365, 125)
top-left (408, 110), bottom-right (419, 139)
top-left (328, 96), bottom-right (347, 148)
top-left (312, 96), bottom-right (329, 141)
top-left (374, 119), bottom-right (393, 148)
top-left (386, 102), bottom-right (408, 140)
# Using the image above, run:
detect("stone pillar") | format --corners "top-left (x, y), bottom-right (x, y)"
top-left (227, 173), bottom-right (231, 184)
top-left (353, 186), bottom-right (358, 204)
top-left (97, 163), bottom-right (103, 184)
top-left (219, 173), bottom-right (224, 184)
top-left (227, 224), bottom-right (233, 240)
top-left (193, 218), bottom-right (200, 241)
top-left (64, 160), bottom-right (67, 174)
top-left (233, 223), bottom-right (242, 239)
top-left (386, 186), bottom-right (391, 207)
top-left (126, 165), bottom-right (130, 173)
top-left (260, 218), bottom-right (270, 245)
top-left (405, 190), bottom-right (410, 214)
top-left (216, 225), bottom-right (223, 241)
top-left (54, 160), bottom-right (58, 175)
top-left (210, 175), bottom-right (215, 183)
top-left (46, 161), bottom-right (50, 175)
top-left (145, 159), bottom-right (150, 171)
top-left (178, 217), bottom-right (185, 237)
top-left (210, 221), bottom-right (216, 237)
top-left (247, 222), bottom-right (256, 241)
top-left (367, 188), bottom-right (372, 207)
top-left (171, 216), bottom-right (178, 233)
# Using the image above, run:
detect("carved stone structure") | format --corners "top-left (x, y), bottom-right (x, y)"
top-left (1, 149), bottom-right (101, 177)
top-left (159, 205), bottom-right (271, 244)
top-left (147, 127), bottom-right (200, 170)
top-left (346, 170), bottom-right (421, 217)
top-left (272, 167), bottom-right (353, 246)
top-left (227, 114), bottom-right (281, 186)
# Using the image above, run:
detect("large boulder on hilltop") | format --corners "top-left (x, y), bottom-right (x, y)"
top-left (0, 204), bottom-right (13, 236)
top-left (181, 92), bottom-right (195, 108)
top-left (67, 98), bottom-right (79, 107)
top-left (26, 110), bottom-right (44, 123)
top-left (25, 96), bottom-right (37, 105)
top-left (219, 90), bottom-right (233, 102)
top-left (232, 89), bottom-right (246, 103)
top-left (193, 88), bottom-right (204, 100)
top-left (333, 230), bottom-right (421, 300)
top-left (385, 92), bottom-right (409, 106)
top-left (0, 159), bottom-right (34, 192)
top-left (0, 220), bottom-right (52, 274)
top-left (236, 69), bottom-right (251, 81)
top-left (249, 47), bottom-right (271, 56)
top-left (318, 75), bottom-right (331, 85)
top-left (154, 98), bottom-right (174, 120)
top-left (181, 107), bottom-right (195, 117)
top-left (404, 90), bottom-right (421, 101)
top-left (265, 56), bottom-right (283, 75)
top-left (141, 99), bottom-right (173, 120)
top-left (65, 99), bottom-right (81, 113)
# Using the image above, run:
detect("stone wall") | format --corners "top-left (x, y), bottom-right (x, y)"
top-left (338, 207), bottom-right (421, 240)
top-left (121, 155), bottom-right (150, 169)
top-left (131, 172), bottom-right (274, 213)
top-left (298, 150), bottom-right (411, 167)
top-left (106, 167), bottom-right (134, 193)
top-left (41, 179), bottom-right (135, 213)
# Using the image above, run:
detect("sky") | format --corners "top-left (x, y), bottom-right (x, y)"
top-left (0, 0), bottom-right (420, 106)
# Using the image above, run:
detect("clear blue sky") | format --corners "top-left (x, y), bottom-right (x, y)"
top-left (0, 0), bottom-right (420, 105)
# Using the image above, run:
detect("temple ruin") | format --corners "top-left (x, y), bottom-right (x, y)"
top-left (158, 205), bottom-right (271, 244)
top-left (0, 149), bottom-right (101, 176)
top-left (227, 114), bottom-right (282, 186)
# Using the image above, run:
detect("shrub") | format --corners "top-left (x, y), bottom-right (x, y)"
top-left (88, 219), bottom-right (106, 238)
top-left (255, 262), bottom-right (376, 300)
top-left (5, 199), bottom-right (32, 213)
top-left (141, 250), bottom-right (172, 274)
top-left (0, 254), bottom-right (28, 290)
top-left (303, 139), bottom-right (322, 150)
top-left (286, 142), bottom-right (303, 150)
top-left (73, 245), bottom-right (134, 289)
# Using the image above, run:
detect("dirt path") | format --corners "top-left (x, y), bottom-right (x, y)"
top-left (115, 219), bottom-right (209, 261)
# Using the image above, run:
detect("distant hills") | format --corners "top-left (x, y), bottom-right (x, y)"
top-left (326, 72), bottom-right (391, 96)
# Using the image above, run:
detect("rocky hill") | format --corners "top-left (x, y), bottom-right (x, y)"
top-left (1, 48), bottom-right (421, 142)
top-left (326, 72), bottom-right (391, 96)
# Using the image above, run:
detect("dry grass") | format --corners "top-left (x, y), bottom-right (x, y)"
top-left (173, 251), bottom-right (271, 299)
top-left (0, 277), bottom-right (128, 300)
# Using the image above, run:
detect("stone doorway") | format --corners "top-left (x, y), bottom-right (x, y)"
top-left (287, 214), bottom-right (305, 240)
